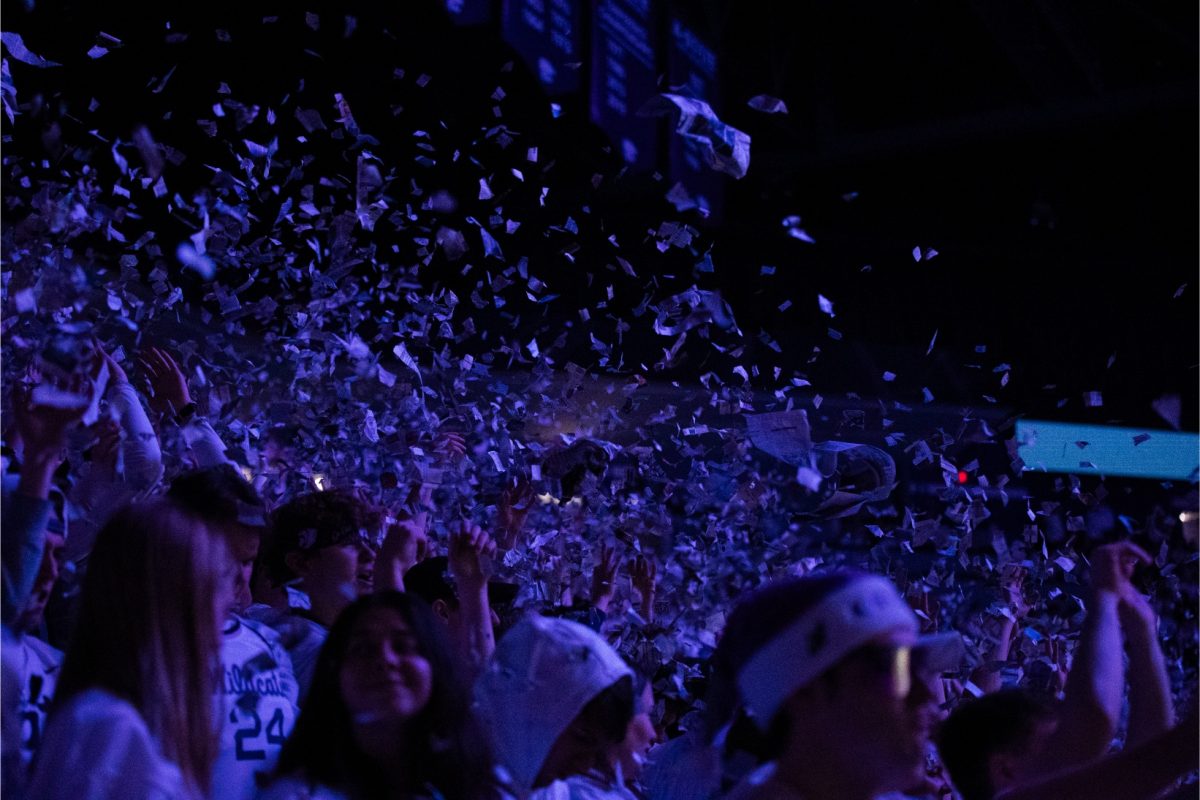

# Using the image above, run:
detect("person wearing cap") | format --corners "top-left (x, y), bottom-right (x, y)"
top-left (402, 523), bottom-right (516, 677)
top-left (254, 490), bottom-right (382, 698)
top-left (647, 572), bottom-right (963, 800)
top-left (475, 614), bottom-right (641, 799)
top-left (168, 465), bottom-right (300, 800)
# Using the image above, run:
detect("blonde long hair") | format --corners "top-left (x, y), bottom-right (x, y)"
top-left (53, 499), bottom-right (228, 794)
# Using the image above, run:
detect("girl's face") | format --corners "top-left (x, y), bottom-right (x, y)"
top-left (340, 607), bottom-right (433, 724)
top-left (617, 681), bottom-right (659, 781)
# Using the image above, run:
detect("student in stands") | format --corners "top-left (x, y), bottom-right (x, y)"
top-left (259, 591), bottom-right (499, 800)
top-left (645, 572), bottom-right (964, 800)
top-left (168, 466), bottom-right (300, 800)
top-left (476, 613), bottom-right (640, 799)
top-left (27, 499), bottom-right (233, 799)
top-left (938, 541), bottom-right (1179, 800)
top-left (254, 490), bottom-right (382, 696)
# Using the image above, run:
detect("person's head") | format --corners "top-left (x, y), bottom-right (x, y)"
top-left (544, 439), bottom-right (611, 500)
top-left (52, 499), bottom-right (231, 795)
top-left (168, 464), bottom-right (268, 613)
top-left (937, 689), bottom-right (1057, 800)
top-left (265, 490), bottom-right (381, 605)
top-left (611, 672), bottom-right (658, 783)
top-left (272, 592), bottom-right (495, 799)
top-left (715, 573), bottom-right (963, 795)
top-left (475, 614), bottom-right (634, 792)
top-left (12, 482), bottom-right (67, 633)
top-left (402, 556), bottom-right (514, 632)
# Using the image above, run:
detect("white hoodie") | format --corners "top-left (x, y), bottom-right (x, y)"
top-left (475, 614), bottom-right (633, 798)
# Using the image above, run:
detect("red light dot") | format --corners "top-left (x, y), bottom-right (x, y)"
top-left (957, 470), bottom-right (969, 484)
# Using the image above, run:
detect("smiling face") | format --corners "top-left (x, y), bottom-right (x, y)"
top-left (339, 607), bottom-right (434, 725)
top-left (300, 539), bottom-right (377, 598)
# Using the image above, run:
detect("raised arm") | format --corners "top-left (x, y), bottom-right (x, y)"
top-left (630, 555), bottom-right (657, 624)
top-left (496, 476), bottom-right (534, 551)
top-left (98, 347), bottom-right (163, 489)
top-left (140, 347), bottom-right (229, 469)
top-left (1115, 548), bottom-right (1174, 747)
top-left (65, 420), bottom-right (133, 563)
top-left (447, 522), bottom-right (497, 673)
top-left (970, 565), bottom-right (1029, 695)
top-left (375, 519), bottom-right (428, 593)
top-left (3, 384), bottom-right (85, 623)
top-left (589, 542), bottom-right (619, 614)
top-left (1024, 543), bottom-right (1131, 776)
top-left (998, 709), bottom-right (1197, 800)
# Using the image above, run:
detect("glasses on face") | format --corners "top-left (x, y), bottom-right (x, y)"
top-left (849, 644), bottom-right (918, 698)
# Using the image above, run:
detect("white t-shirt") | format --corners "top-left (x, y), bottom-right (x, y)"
top-left (212, 616), bottom-right (300, 800)
top-left (27, 688), bottom-right (198, 800)
top-left (13, 633), bottom-right (63, 769)
top-left (531, 774), bottom-right (641, 800)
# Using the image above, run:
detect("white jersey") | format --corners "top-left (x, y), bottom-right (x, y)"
top-left (13, 633), bottom-right (63, 769)
top-left (212, 615), bottom-right (300, 800)
top-left (243, 606), bottom-right (327, 702)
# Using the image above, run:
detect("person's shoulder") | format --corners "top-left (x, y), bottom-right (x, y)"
top-left (57, 688), bottom-right (142, 726)
top-left (226, 613), bottom-right (287, 648)
top-left (528, 780), bottom-right (572, 800)
top-left (17, 633), bottom-right (63, 666)
top-left (31, 689), bottom-right (187, 797)
top-left (257, 775), bottom-right (349, 800)
top-left (556, 775), bottom-right (640, 800)
top-left (724, 764), bottom-right (805, 800)
top-left (45, 688), bottom-right (159, 758)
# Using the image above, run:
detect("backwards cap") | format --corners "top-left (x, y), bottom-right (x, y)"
top-left (735, 573), bottom-right (963, 729)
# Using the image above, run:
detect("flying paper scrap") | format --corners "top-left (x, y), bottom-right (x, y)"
top-left (640, 94), bottom-right (750, 179)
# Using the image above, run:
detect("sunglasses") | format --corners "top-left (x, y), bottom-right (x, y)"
top-left (849, 644), bottom-right (916, 698)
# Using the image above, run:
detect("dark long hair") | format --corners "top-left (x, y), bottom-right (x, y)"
top-left (271, 591), bottom-right (497, 799)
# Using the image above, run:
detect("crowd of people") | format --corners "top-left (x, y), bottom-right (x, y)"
top-left (1, 4), bottom-right (1196, 799)
top-left (0, 352), bottom-right (1195, 800)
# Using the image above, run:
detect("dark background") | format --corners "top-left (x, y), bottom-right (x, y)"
top-left (3, 0), bottom-right (1196, 431)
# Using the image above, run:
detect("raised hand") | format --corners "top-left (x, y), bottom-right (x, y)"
top-left (377, 519), bottom-right (429, 592)
top-left (1091, 541), bottom-right (1152, 598)
top-left (432, 431), bottom-right (467, 466)
top-left (138, 346), bottom-right (192, 416)
top-left (13, 377), bottom-right (90, 459)
top-left (1000, 563), bottom-right (1031, 619)
top-left (93, 341), bottom-right (129, 386)
top-left (1096, 542), bottom-right (1157, 628)
top-left (590, 542), bottom-right (619, 613)
top-left (630, 555), bottom-right (657, 622)
top-left (497, 476), bottom-right (534, 550)
top-left (11, 378), bottom-right (91, 499)
top-left (449, 522), bottom-right (496, 593)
